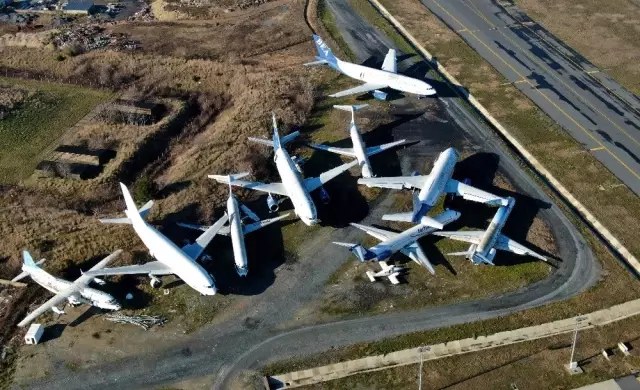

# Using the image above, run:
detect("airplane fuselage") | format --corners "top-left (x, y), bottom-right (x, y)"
top-left (126, 211), bottom-right (217, 295)
top-left (227, 194), bottom-right (249, 276)
top-left (418, 147), bottom-right (458, 207)
top-left (473, 196), bottom-right (516, 263)
top-left (336, 59), bottom-right (435, 97)
top-left (349, 121), bottom-right (374, 178)
top-left (274, 146), bottom-right (318, 226)
top-left (27, 268), bottom-right (119, 310)
top-left (370, 210), bottom-right (460, 260)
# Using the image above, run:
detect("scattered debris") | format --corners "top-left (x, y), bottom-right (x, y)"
top-left (104, 314), bottom-right (167, 330)
top-left (50, 25), bottom-right (139, 52)
top-left (0, 12), bottom-right (39, 26)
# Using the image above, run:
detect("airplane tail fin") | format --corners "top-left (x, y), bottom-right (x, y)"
top-left (99, 184), bottom-right (153, 224)
top-left (308, 35), bottom-right (338, 69)
top-left (333, 104), bottom-right (368, 126)
top-left (248, 114), bottom-right (299, 149)
top-left (12, 251), bottom-right (46, 282)
top-left (332, 242), bottom-right (376, 262)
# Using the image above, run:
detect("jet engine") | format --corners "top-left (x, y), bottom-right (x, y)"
top-left (291, 156), bottom-right (306, 174)
top-left (318, 186), bottom-right (330, 204)
top-left (372, 90), bottom-right (388, 101)
top-left (267, 193), bottom-right (279, 212)
top-left (150, 275), bottom-right (163, 289)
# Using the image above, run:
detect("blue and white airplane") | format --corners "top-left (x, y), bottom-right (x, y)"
top-left (334, 209), bottom-right (461, 276)
top-left (307, 104), bottom-right (408, 178)
top-left (305, 35), bottom-right (436, 100)
top-left (13, 250), bottom-right (122, 327)
top-left (433, 197), bottom-right (548, 265)
top-left (358, 147), bottom-right (506, 227)
top-left (211, 114), bottom-right (357, 226)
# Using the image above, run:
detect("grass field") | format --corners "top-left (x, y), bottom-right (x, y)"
top-left (0, 78), bottom-right (111, 184)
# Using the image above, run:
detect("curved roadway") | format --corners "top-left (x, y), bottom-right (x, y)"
top-left (24, 0), bottom-right (599, 389)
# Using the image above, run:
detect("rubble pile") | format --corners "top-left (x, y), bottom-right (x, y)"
top-left (0, 12), bottom-right (39, 26)
top-left (236, 0), bottom-right (271, 9)
top-left (51, 25), bottom-right (139, 52)
top-left (104, 314), bottom-right (167, 330)
top-left (0, 86), bottom-right (30, 120)
top-left (128, 4), bottom-right (153, 21)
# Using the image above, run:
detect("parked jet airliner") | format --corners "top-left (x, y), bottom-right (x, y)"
top-left (334, 209), bottom-right (461, 276)
top-left (89, 183), bottom-right (228, 295)
top-left (305, 35), bottom-right (436, 100)
top-left (307, 104), bottom-right (408, 178)
top-left (434, 197), bottom-right (548, 265)
top-left (210, 113), bottom-right (357, 226)
top-left (358, 147), bottom-right (506, 227)
top-left (179, 177), bottom-right (289, 277)
top-left (14, 250), bottom-right (122, 327)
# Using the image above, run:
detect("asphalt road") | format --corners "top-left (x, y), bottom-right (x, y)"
top-left (419, 0), bottom-right (640, 195)
top-left (22, 1), bottom-right (600, 389)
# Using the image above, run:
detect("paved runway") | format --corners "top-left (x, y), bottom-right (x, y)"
top-left (420, 0), bottom-right (640, 195)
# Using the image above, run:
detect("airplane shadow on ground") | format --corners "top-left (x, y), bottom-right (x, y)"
top-left (370, 152), bottom-right (557, 277)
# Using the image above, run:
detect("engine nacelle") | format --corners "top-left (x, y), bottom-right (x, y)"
top-left (291, 156), bottom-right (306, 174)
top-left (150, 276), bottom-right (163, 289)
top-left (267, 193), bottom-right (279, 212)
top-left (372, 90), bottom-right (388, 101)
top-left (318, 186), bottom-right (330, 204)
top-left (411, 171), bottom-right (420, 177)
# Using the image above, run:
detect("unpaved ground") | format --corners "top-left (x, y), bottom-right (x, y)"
top-left (515, 0), bottom-right (640, 95)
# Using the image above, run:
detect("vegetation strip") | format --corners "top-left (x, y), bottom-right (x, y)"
top-left (268, 298), bottom-right (640, 387)
top-left (365, 0), bottom-right (640, 275)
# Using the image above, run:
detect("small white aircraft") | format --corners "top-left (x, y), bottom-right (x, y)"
top-left (90, 183), bottom-right (227, 295)
top-left (334, 209), bottom-right (461, 275)
top-left (307, 104), bottom-right (408, 178)
top-left (358, 147), bottom-right (507, 227)
top-left (210, 113), bottom-right (357, 226)
top-left (366, 261), bottom-right (405, 284)
top-left (433, 197), bottom-right (548, 265)
top-left (305, 35), bottom-right (436, 100)
top-left (13, 250), bottom-right (122, 328)
top-left (178, 177), bottom-right (289, 277)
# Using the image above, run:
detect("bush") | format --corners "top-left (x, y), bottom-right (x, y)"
top-left (132, 176), bottom-right (158, 203)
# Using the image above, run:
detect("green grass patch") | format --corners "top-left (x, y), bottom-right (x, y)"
top-left (0, 77), bottom-right (112, 184)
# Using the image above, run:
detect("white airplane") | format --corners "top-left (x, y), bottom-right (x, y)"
top-left (358, 147), bottom-right (507, 228)
top-left (433, 197), bottom-right (548, 265)
top-left (210, 113), bottom-right (358, 226)
top-left (305, 34), bottom-right (436, 100)
top-left (334, 209), bottom-right (461, 275)
top-left (307, 104), bottom-right (408, 178)
top-left (366, 261), bottom-right (405, 285)
top-left (178, 177), bottom-right (289, 277)
top-left (89, 183), bottom-right (228, 295)
top-left (13, 250), bottom-right (122, 328)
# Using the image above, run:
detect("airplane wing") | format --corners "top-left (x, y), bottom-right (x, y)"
top-left (388, 273), bottom-right (400, 285)
top-left (84, 260), bottom-right (174, 277)
top-left (307, 143), bottom-right (356, 157)
top-left (177, 222), bottom-right (231, 236)
top-left (350, 222), bottom-right (398, 241)
top-left (495, 234), bottom-right (548, 261)
top-left (242, 214), bottom-right (290, 235)
top-left (400, 242), bottom-right (435, 275)
top-left (432, 230), bottom-right (485, 244)
top-left (209, 175), bottom-right (289, 196)
top-left (328, 82), bottom-right (388, 98)
top-left (444, 179), bottom-right (506, 206)
top-left (182, 213), bottom-right (229, 260)
top-left (357, 175), bottom-right (427, 190)
top-left (303, 159), bottom-right (358, 192)
top-left (365, 139), bottom-right (407, 156)
top-left (381, 49), bottom-right (397, 73)
top-left (18, 250), bottom-right (123, 327)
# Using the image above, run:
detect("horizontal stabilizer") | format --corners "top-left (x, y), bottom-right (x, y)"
top-left (303, 59), bottom-right (328, 66)
top-left (365, 140), bottom-right (408, 157)
top-left (209, 172), bottom-right (250, 184)
top-left (99, 217), bottom-right (133, 224)
top-left (248, 131), bottom-right (300, 148)
top-left (333, 104), bottom-right (369, 112)
top-left (306, 143), bottom-right (356, 157)
top-left (381, 212), bottom-right (413, 222)
top-left (240, 203), bottom-right (260, 222)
